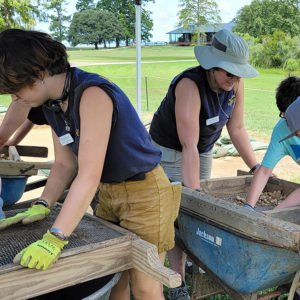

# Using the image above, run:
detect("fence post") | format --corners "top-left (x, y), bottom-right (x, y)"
top-left (145, 76), bottom-right (149, 111)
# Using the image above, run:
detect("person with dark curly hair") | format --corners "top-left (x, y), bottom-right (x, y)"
top-left (245, 76), bottom-right (300, 210)
top-left (0, 28), bottom-right (181, 300)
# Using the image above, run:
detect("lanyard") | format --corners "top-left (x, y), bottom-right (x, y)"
top-left (58, 109), bottom-right (71, 132)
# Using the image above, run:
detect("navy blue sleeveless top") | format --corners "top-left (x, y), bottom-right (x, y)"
top-left (43, 68), bottom-right (161, 183)
top-left (28, 106), bottom-right (48, 125)
top-left (150, 66), bottom-right (236, 153)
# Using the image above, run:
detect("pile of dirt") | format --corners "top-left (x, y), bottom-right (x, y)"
top-left (234, 190), bottom-right (285, 207)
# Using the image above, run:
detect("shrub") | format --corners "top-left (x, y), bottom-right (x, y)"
top-left (244, 30), bottom-right (300, 69)
top-left (284, 58), bottom-right (299, 76)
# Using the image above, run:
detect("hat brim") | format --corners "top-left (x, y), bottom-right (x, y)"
top-left (279, 132), bottom-right (295, 143)
top-left (194, 45), bottom-right (259, 78)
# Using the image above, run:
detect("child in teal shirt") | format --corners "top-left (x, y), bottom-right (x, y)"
top-left (245, 77), bottom-right (300, 209)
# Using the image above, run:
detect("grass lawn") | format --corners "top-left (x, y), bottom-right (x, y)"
top-left (83, 62), bottom-right (296, 140)
top-left (0, 45), bottom-right (298, 141)
top-left (68, 45), bottom-right (196, 63)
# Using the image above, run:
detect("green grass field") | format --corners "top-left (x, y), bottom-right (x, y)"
top-left (68, 45), bottom-right (196, 62)
top-left (82, 62), bottom-right (296, 140)
top-left (0, 45), bottom-right (298, 140)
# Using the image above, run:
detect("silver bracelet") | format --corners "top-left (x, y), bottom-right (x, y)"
top-left (50, 228), bottom-right (69, 241)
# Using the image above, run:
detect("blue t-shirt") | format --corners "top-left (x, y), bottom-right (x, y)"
top-left (262, 118), bottom-right (300, 168)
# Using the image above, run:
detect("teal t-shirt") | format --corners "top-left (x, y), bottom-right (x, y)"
top-left (262, 118), bottom-right (300, 168)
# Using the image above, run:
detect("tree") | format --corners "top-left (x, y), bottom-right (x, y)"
top-left (96, 0), bottom-right (154, 46)
top-left (0, 0), bottom-right (40, 30)
top-left (75, 0), bottom-right (95, 11)
top-left (241, 30), bottom-right (300, 68)
top-left (43, 0), bottom-right (71, 42)
top-left (233, 0), bottom-right (300, 38)
top-left (177, 0), bottom-right (221, 44)
top-left (68, 9), bottom-right (125, 49)
top-left (278, 0), bottom-right (300, 8)
top-left (141, 8), bottom-right (153, 43)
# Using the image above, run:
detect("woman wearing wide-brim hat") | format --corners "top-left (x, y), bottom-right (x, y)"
top-left (150, 29), bottom-right (260, 300)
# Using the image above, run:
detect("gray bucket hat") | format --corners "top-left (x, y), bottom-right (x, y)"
top-left (194, 29), bottom-right (259, 78)
top-left (279, 96), bottom-right (300, 142)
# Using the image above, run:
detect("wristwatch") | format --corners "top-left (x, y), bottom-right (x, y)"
top-left (33, 199), bottom-right (49, 208)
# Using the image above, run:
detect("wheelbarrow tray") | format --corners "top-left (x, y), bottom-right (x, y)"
top-left (178, 175), bottom-right (300, 294)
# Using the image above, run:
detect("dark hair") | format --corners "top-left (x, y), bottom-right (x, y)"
top-left (276, 76), bottom-right (300, 112)
top-left (0, 29), bottom-right (70, 94)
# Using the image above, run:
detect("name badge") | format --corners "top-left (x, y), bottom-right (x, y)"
top-left (59, 133), bottom-right (74, 146)
top-left (206, 116), bottom-right (219, 126)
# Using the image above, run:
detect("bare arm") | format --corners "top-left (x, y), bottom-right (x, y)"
top-left (175, 78), bottom-right (201, 189)
top-left (245, 165), bottom-right (273, 207)
top-left (51, 86), bottom-right (113, 235)
top-left (0, 100), bottom-right (31, 148)
top-left (226, 79), bottom-right (259, 169)
top-left (39, 128), bottom-right (77, 206)
top-left (276, 188), bottom-right (300, 209)
top-left (5, 119), bottom-right (34, 146)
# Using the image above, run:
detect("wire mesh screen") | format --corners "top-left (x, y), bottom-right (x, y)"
top-left (0, 205), bottom-right (124, 267)
top-left (211, 192), bottom-right (248, 203)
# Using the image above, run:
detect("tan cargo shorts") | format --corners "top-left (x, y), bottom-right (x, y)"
top-left (95, 165), bottom-right (181, 253)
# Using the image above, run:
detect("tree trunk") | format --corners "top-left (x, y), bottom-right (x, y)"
top-left (116, 38), bottom-right (120, 48)
top-left (197, 26), bottom-right (200, 44)
top-left (4, 3), bottom-right (12, 28)
top-left (94, 42), bottom-right (98, 49)
top-left (104, 40), bottom-right (107, 48)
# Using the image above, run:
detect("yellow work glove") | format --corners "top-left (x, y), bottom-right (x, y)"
top-left (13, 230), bottom-right (68, 270)
top-left (0, 204), bottom-right (50, 230)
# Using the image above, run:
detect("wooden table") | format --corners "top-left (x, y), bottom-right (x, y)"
top-left (0, 145), bottom-right (52, 176)
top-left (0, 203), bottom-right (181, 300)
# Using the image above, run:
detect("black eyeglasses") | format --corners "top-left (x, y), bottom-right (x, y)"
top-left (214, 68), bottom-right (237, 78)
top-left (226, 72), bottom-right (235, 78)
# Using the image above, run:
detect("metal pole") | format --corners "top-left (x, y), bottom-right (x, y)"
top-left (135, 0), bottom-right (142, 117)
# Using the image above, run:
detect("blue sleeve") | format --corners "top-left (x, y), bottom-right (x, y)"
top-left (262, 127), bottom-right (286, 168)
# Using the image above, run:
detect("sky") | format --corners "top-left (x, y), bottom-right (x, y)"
top-left (145, 0), bottom-right (253, 41)
top-left (36, 0), bottom-right (253, 42)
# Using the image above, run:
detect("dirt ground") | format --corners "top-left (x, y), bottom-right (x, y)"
top-left (16, 124), bottom-right (299, 202)
top-left (18, 125), bottom-right (54, 202)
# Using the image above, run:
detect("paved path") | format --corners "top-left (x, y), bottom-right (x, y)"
top-left (71, 59), bottom-right (196, 67)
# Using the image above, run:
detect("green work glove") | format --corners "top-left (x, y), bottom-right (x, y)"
top-left (0, 205), bottom-right (50, 230)
top-left (13, 230), bottom-right (68, 270)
